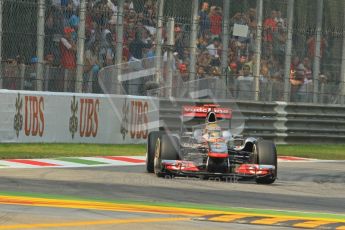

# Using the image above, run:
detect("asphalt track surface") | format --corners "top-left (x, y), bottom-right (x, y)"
top-left (0, 161), bottom-right (344, 229)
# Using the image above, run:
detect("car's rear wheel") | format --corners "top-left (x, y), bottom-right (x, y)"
top-left (253, 140), bottom-right (277, 184)
top-left (154, 134), bottom-right (179, 177)
top-left (146, 131), bottom-right (165, 173)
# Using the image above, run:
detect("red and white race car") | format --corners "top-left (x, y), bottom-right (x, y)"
top-left (146, 104), bottom-right (277, 184)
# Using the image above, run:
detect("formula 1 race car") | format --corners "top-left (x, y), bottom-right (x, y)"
top-left (146, 104), bottom-right (277, 184)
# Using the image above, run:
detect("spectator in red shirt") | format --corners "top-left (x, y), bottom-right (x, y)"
top-left (263, 10), bottom-right (277, 43)
top-left (307, 35), bottom-right (328, 60)
top-left (60, 26), bottom-right (77, 91)
top-left (262, 10), bottom-right (277, 63)
top-left (209, 6), bottom-right (222, 38)
top-left (60, 27), bottom-right (77, 70)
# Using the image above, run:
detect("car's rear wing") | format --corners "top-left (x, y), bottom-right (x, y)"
top-left (182, 104), bottom-right (232, 119)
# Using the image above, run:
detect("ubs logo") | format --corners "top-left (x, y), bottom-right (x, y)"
top-left (120, 99), bottom-right (149, 140)
top-left (120, 98), bottom-right (129, 140)
top-left (14, 93), bottom-right (23, 137)
top-left (14, 93), bottom-right (45, 137)
top-left (69, 96), bottom-right (100, 138)
top-left (69, 96), bottom-right (78, 138)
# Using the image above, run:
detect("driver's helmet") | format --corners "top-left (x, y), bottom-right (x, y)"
top-left (209, 130), bottom-right (222, 138)
top-left (205, 123), bottom-right (222, 139)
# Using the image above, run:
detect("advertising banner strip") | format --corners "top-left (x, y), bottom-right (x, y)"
top-left (0, 90), bottom-right (159, 144)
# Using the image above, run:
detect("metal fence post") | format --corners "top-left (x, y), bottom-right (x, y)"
top-left (166, 18), bottom-right (175, 97)
top-left (75, 0), bottom-right (86, 93)
top-left (340, 1), bottom-right (345, 105)
top-left (189, 0), bottom-right (199, 81)
top-left (155, 0), bottom-right (164, 84)
top-left (0, 0), bottom-right (3, 89)
top-left (82, 71), bottom-right (89, 93)
top-left (221, 0), bottom-right (230, 98)
top-left (64, 69), bottom-right (68, 92)
top-left (253, 0), bottom-right (263, 101)
top-left (44, 66), bottom-right (50, 91)
top-left (320, 80), bottom-right (325, 104)
top-left (36, 0), bottom-right (45, 91)
top-left (221, 0), bottom-right (230, 76)
top-left (115, 0), bottom-right (124, 94)
top-left (20, 64), bottom-right (25, 90)
top-left (283, 0), bottom-right (294, 102)
top-left (313, 0), bottom-right (323, 103)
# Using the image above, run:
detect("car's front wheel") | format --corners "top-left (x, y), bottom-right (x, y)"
top-left (154, 134), bottom-right (179, 177)
top-left (146, 131), bottom-right (165, 173)
top-left (253, 140), bottom-right (277, 184)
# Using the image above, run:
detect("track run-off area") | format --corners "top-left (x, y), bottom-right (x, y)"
top-left (0, 158), bottom-right (344, 229)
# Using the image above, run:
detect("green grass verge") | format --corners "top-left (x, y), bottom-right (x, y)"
top-left (277, 144), bottom-right (345, 160)
top-left (0, 143), bottom-right (344, 160)
top-left (0, 144), bottom-right (146, 159)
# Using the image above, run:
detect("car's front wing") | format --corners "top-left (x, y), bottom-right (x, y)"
top-left (161, 160), bottom-right (276, 179)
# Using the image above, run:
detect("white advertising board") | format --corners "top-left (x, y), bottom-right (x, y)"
top-left (0, 90), bottom-right (159, 144)
top-left (233, 23), bottom-right (249, 38)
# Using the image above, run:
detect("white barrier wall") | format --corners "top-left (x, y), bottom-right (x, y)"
top-left (0, 90), bottom-right (159, 144)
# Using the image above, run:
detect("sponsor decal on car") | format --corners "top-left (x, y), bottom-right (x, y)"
top-left (182, 106), bottom-right (232, 119)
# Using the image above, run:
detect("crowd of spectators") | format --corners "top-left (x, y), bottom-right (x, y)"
top-left (174, 2), bottom-right (290, 100)
top-left (44, 0), bottom-right (145, 92)
top-left (172, 2), bottom-right (328, 101)
top-left (1, 0), bottom-right (330, 101)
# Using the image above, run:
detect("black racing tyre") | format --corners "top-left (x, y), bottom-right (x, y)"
top-left (146, 131), bottom-right (165, 173)
top-left (154, 134), bottom-right (180, 177)
top-left (160, 135), bottom-right (180, 160)
top-left (253, 140), bottom-right (277, 184)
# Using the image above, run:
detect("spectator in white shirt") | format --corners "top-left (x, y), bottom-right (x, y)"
top-left (207, 37), bottom-right (221, 57)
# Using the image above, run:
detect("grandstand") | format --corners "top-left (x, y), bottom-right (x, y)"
top-left (0, 0), bottom-right (344, 104)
